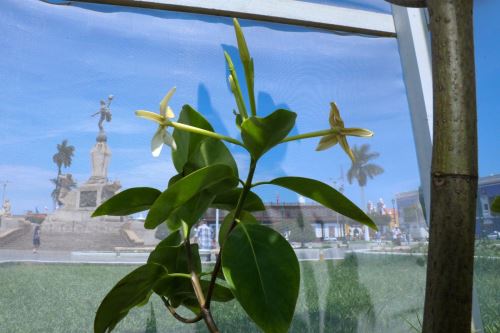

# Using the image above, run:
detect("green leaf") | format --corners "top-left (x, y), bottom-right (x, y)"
top-left (153, 277), bottom-right (233, 312)
top-left (175, 191), bottom-right (217, 228)
top-left (148, 242), bottom-right (201, 275)
top-left (94, 263), bottom-right (165, 333)
top-left (269, 177), bottom-right (376, 229)
top-left (186, 137), bottom-right (238, 178)
top-left (200, 280), bottom-right (234, 303)
top-left (92, 187), bottom-right (161, 217)
top-left (491, 196), bottom-right (500, 213)
top-left (212, 188), bottom-right (265, 212)
top-left (233, 18), bottom-right (256, 117)
top-left (145, 164), bottom-right (238, 229)
top-left (153, 275), bottom-right (193, 308)
top-left (241, 109), bottom-right (296, 160)
top-left (160, 230), bottom-right (182, 247)
top-left (171, 105), bottom-right (214, 173)
top-left (218, 210), bottom-right (258, 247)
top-left (222, 224), bottom-right (300, 333)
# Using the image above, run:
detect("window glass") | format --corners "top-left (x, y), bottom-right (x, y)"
top-left (474, 2), bottom-right (500, 332)
top-left (0, 1), bottom-right (428, 332)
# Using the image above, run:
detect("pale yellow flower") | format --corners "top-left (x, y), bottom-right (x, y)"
top-left (316, 102), bottom-right (373, 162)
top-left (136, 87), bottom-right (177, 157)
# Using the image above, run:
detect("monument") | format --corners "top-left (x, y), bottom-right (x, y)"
top-left (45, 96), bottom-right (126, 230)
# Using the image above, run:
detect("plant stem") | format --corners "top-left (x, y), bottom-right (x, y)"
top-left (169, 121), bottom-right (244, 147)
top-left (160, 296), bottom-right (203, 324)
top-left (281, 128), bottom-right (339, 143)
top-left (184, 237), bottom-right (220, 332)
top-left (205, 159), bottom-right (258, 307)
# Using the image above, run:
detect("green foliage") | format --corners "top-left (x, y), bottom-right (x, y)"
top-left (269, 177), bottom-right (376, 229)
top-left (94, 264), bottom-right (166, 333)
top-left (222, 224), bottom-right (300, 333)
top-left (145, 165), bottom-right (238, 229)
top-left (219, 210), bottom-right (258, 247)
top-left (211, 189), bottom-right (265, 212)
top-left (93, 17), bottom-right (375, 333)
top-left (241, 109), bottom-right (296, 160)
top-left (93, 187), bottom-right (161, 217)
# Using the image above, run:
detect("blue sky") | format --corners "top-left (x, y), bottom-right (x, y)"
top-left (0, 0), bottom-right (498, 214)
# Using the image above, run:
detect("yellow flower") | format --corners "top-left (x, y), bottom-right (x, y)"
top-left (315, 102), bottom-right (373, 162)
top-left (136, 87), bottom-right (177, 157)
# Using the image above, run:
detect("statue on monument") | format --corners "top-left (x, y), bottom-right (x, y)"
top-left (2, 199), bottom-right (12, 217)
top-left (92, 95), bottom-right (114, 132)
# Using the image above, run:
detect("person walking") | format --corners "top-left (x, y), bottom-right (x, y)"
top-left (195, 219), bottom-right (213, 250)
top-left (32, 225), bottom-right (41, 253)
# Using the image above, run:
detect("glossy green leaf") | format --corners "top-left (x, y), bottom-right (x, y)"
top-left (145, 164), bottom-right (237, 229)
top-left (233, 18), bottom-right (256, 117)
top-left (241, 109), bottom-right (296, 160)
top-left (222, 224), bottom-right (300, 333)
top-left (176, 191), bottom-right (217, 228)
top-left (201, 280), bottom-right (234, 303)
top-left (270, 177), bottom-right (376, 229)
top-left (171, 105), bottom-right (214, 172)
top-left (92, 187), bottom-right (161, 217)
top-left (218, 210), bottom-right (258, 247)
top-left (153, 275), bottom-right (193, 308)
top-left (211, 188), bottom-right (265, 212)
top-left (186, 137), bottom-right (238, 178)
top-left (161, 230), bottom-right (182, 247)
top-left (94, 263), bottom-right (165, 333)
top-left (148, 242), bottom-right (201, 275)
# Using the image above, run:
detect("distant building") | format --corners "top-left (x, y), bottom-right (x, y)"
top-left (395, 190), bottom-right (427, 240)
top-left (477, 174), bottom-right (500, 236)
top-left (203, 203), bottom-right (368, 241)
top-left (395, 174), bottom-right (500, 238)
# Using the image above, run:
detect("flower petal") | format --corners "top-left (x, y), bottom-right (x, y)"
top-left (166, 106), bottom-right (175, 119)
top-left (151, 127), bottom-right (165, 157)
top-left (136, 110), bottom-right (165, 124)
top-left (315, 134), bottom-right (338, 151)
top-left (159, 87), bottom-right (176, 116)
top-left (329, 102), bottom-right (344, 128)
top-left (341, 128), bottom-right (374, 137)
top-left (339, 136), bottom-right (355, 162)
top-left (162, 130), bottom-right (177, 151)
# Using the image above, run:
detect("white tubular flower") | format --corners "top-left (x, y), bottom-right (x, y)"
top-left (136, 87), bottom-right (177, 157)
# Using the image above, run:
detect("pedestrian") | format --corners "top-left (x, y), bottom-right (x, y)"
top-left (375, 231), bottom-right (382, 245)
top-left (195, 219), bottom-right (213, 250)
top-left (32, 225), bottom-right (41, 253)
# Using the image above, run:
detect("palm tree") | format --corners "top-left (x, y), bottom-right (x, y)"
top-left (52, 140), bottom-right (75, 208)
top-left (347, 144), bottom-right (384, 240)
